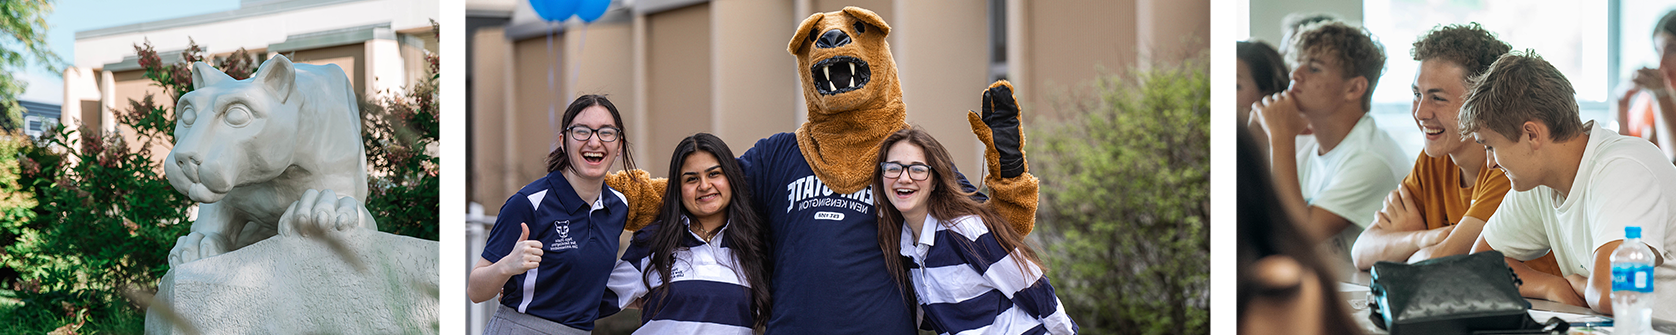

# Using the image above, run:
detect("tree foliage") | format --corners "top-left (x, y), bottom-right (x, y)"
top-left (362, 19), bottom-right (440, 240)
top-left (0, 38), bottom-right (256, 333)
top-left (0, 18), bottom-right (443, 328)
top-left (1030, 56), bottom-right (1209, 335)
top-left (0, 0), bottom-right (64, 132)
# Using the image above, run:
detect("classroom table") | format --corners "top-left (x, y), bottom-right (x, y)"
top-left (1337, 267), bottom-right (1676, 334)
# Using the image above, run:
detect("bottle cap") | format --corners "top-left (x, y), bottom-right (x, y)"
top-left (1627, 226), bottom-right (1642, 239)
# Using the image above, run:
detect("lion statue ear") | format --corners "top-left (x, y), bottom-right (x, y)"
top-left (251, 55), bottom-right (298, 104)
top-left (191, 62), bottom-right (234, 91)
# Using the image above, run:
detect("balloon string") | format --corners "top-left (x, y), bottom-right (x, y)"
top-left (570, 23), bottom-right (588, 104)
top-left (547, 20), bottom-right (558, 149)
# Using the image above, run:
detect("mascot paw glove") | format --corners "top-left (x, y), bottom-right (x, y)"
top-left (969, 80), bottom-right (1026, 178)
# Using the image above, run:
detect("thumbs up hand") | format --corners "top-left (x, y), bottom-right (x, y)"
top-left (497, 222), bottom-right (544, 276)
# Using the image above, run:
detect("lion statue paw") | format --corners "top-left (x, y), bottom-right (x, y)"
top-left (278, 189), bottom-right (376, 238)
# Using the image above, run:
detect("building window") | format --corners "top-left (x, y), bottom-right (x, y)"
top-left (1362, 0), bottom-right (1607, 158)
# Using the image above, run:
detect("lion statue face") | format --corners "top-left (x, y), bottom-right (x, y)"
top-left (787, 6), bottom-right (900, 114)
top-left (165, 57), bottom-right (304, 203)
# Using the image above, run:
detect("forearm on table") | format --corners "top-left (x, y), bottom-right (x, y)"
top-left (1585, 242), bottom-right (1624, 315)
top-left (468, 258), bottom-right (513, 303)
top-left (1506, 256), bottom-right (1580, 304)
top-left (1352, 224), bottom-right (1428, 270)
top-left (1409, 217), bottom-right (1487, 262)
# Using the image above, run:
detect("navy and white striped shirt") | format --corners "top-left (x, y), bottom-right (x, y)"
top-left (901, 215), bottom-right (1078, 335)
top-left (604, 218), bottom-right (756, 334)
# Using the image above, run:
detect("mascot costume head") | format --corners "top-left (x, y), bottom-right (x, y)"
top-left (787, 7), bottom-right (905, 194)
top-left (609, 6), bottom-right (1036, 236)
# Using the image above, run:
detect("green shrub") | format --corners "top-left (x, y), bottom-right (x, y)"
top-left (1030, 56), bottom-right (1209, 335)
top-left (362, 20), bottom-right (440, 241)
top-left (0, 39), bottom-right (233, 332)
top-left (0, 22), bottom-right (441, 329)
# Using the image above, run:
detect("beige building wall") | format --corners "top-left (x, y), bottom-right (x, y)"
top-left (287, 43), bottom-right (368, 97)
top-left (1140, 0), bottom-right (1211, 63)
top-left (468, 0), bottom-right (1210, 209)
top-left (1016, 0), bottom-right (1134, 120)
top-left (644, 3), bottom-right (714, 178)
top-left (894, 1), bottom-right (991, 177)
top-left (565, 20), bottom-right (637, 171)
top-left (510, 35), bottom-right (567, 196)
top-left (473, 26), bottom-right (514, 214)
top-left (711, 0), bottom-right (798, 163)
top-left (111, 70), bottom-right (171, 167)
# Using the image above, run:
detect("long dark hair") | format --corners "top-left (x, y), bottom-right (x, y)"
top-left (640, 133), bottom-right (771, 329)
top-left (871, 127), bottom-right (1044, 308)
top-left (1657, 10), bottom-right (1676, 39)
top-left (1236, 126), bottom-right (1359, 334)
top-left (1238, 40), bottom-right (1289, 95)
top-left (546, 94), bottom-right (636, 173)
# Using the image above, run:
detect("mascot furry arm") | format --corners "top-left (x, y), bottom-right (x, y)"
top-left (969, 80), bottom-right (1039, 236)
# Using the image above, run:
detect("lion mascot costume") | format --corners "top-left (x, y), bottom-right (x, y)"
top-left (606, 6), bottom-right (1037, 334)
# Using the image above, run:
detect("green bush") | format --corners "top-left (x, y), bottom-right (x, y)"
top-left (0, 23), bottom-right (440, 330)
top-left (1030, 56), bottom-right (1209, 335)
top-left (0, 39), bottom-right (233, 333)
top-left (362, 20), bottom-right (440, 241)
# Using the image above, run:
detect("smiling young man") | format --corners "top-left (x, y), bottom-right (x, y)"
top-left (1252, 21), bottom-right (1409, 262)
top-left (1462, 51), bottom-right (1676, 319)
top-left (1348, 24), bottom-right (1562, 275)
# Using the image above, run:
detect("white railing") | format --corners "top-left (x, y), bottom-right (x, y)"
top-left (465, 202), bottom-right (495, 335)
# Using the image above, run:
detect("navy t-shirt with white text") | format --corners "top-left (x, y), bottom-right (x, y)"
top-left (737, 132), bottom-right (982, 335)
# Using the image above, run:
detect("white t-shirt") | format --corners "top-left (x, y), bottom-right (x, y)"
top-left (1298, 114), bottom-right (1410, 261)
top-left (1483, 123), bottom-right (1676, 320)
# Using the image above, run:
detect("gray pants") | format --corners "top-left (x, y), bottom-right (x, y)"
top-left (484, 305), bottom-right (589, 335)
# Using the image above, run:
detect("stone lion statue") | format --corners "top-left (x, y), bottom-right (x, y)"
top-left (164, 55), bottom-right (377, 267)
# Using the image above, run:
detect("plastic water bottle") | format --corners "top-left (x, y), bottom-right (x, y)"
top-left (1612, 226), bottom-right (1655, 335)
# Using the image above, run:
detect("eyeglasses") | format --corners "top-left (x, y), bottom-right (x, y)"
top-left (880, 162), bottom-right (932, 181)
top-left (566, 125), bottom-right (622, 142)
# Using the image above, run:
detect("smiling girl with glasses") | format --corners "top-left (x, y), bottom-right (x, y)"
top-left (871, 127), bottom-right (1077, 335)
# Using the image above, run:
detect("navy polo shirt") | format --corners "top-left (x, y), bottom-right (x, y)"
top-left (737, 133), bottom-right (983, 335)
top-left (480, 169), bottom-right (629, 330)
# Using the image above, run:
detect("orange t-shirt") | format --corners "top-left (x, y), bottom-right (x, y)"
top-left (1402, 153), bottom-right (1563, 276)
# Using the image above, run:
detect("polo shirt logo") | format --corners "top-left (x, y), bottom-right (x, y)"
top-left (550, 220), bottom-right (578, 251)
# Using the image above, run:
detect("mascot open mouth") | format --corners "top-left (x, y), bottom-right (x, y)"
top-left (812, 56), bottom-right (871, 95)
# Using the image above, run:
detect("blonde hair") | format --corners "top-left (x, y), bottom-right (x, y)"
top-left (1458, 50), bottom-right (1583, 142)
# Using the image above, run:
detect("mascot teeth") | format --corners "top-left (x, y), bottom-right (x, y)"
top-left (810, 56), bottom-right (872, 95)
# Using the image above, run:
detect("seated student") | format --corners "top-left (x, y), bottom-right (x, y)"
top-left (1616, 9), bottom-right (1676, 160)
top-left (604, 133), bottom-right (772, 334)
top-left (872, 127), bottom-right (1077, 335)
top-left (1462, 51), bottom-right (1675, 319)
top-left (1349, 23), bottom-right (1562, 275)
top-left (1251, 21), bottom-right (1409, 262)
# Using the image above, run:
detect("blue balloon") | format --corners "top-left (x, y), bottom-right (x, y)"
top-left (575, 0), bottom-right (610, 23)
top-left (530, 0), bottom-right (579, 22)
